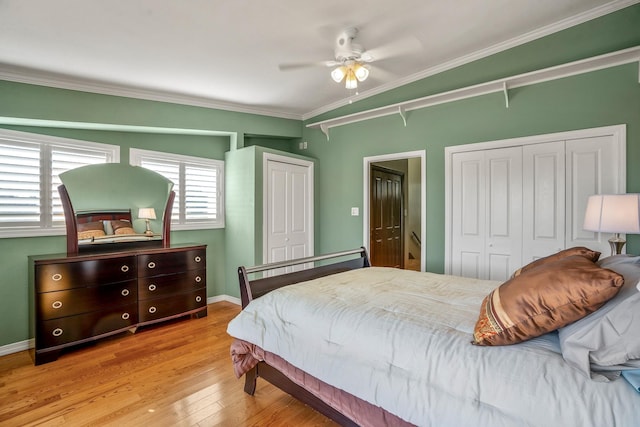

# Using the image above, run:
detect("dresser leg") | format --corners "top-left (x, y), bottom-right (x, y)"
top-left (35, 349), bottom-right (61, 365)
top-left (128, 326), bottom-right (138, 334)
top-left (193, 309), bottom-right (208, 319)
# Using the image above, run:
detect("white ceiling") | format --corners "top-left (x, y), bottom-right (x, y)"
top-left (0, 0), bottom-right (634, 120)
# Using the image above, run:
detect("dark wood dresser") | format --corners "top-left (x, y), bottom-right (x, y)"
top-left (29, 243), bottom-right (207, 365)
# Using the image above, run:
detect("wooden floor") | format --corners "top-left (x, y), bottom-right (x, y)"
top-left (0, 302), bottom-right (338, 426)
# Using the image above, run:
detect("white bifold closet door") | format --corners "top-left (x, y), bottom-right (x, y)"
top-left (450, 129), bottom-right (622, 282)
top-left (451, 147), bottom-right (522, 280)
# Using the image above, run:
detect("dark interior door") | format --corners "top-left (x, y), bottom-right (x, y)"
top-left (370, 166), bottom-right (404, 268)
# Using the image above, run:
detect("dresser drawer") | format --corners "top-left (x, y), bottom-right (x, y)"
top-left (138, 270), bottom-right (206, 299)
top-left (37, 280), bottom-right (137, 321)
top-left (37, 304), bottom-right (138, 349)
top-left (35, 256), bottom-right (137, 292)
top-left (137, 248), bottom-right (206, 277)
top-left (138, 289), bottom-right (207, 323)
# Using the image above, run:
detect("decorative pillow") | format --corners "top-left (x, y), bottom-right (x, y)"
top-left (111, 220), bottom-right (135, 235)
top-left (473, 255), bottom-right (623, 346)
top-left (77, 221), bottom-right (106, 240)
top-left (511, 246), bottom-right (601, 278)
top-left (558, 255), bottom-right (640, 381)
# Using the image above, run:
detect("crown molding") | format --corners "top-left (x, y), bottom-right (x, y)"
top-left (0, 0), bottom-right (636, 122)
top-left (302, 0), bottom-right (640, 120)
top-left (0, 64), bottom-right (303, 121)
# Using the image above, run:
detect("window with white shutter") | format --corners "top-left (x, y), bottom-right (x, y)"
top-left (130, 148), bottom-right (224, 230)
top-left (0, 129), bottom-right (119, 237)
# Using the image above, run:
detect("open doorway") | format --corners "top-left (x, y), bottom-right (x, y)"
top-left (363, 150), bottom-right (426, 271)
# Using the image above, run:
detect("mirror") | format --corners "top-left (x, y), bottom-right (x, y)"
top-left (59, 163), bottom-right (174, 255)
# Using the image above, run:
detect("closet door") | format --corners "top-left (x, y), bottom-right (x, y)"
top-left (264, 155), bottom-right (313, 273)
top-left (484, 147), bottom-right (523, 280)
top-left (451, 147), bottom-right (522, 281)
top-left (565, 136), bottom-right (622, 255)
top-left (522, 141), bottom-right (565, 263)
top-left (451, 151), bottom-right (485, 278)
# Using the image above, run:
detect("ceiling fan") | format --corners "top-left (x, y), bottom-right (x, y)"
top-left (279, 27), bottom-right (421, 90)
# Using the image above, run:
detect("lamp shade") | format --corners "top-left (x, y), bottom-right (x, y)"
top-left (583, 194), bottom-right (640, 233)
top-left (331, 66), bottom-right (346, 83)
top-left (354, 63), bottom-right (369, 82)
top-left (138, 207), bottom-right (156, 220)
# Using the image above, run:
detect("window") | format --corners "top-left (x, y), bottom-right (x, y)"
top-left (0, 129), bottom-right (119, 237)
top-left (130, 148), bottom-right (224, 230)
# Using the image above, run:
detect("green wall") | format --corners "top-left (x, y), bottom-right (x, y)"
top-left (0, 4), bottom-right (639, 349)
top-left (299, 4), bottom-right (640, 273)
top-left (0, 87), bottom-right (300, 347)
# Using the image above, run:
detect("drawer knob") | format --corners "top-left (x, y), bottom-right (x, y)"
top-left (52, 300), bottom-right (63, 309)
top-left (149, 306), bottom-right (157, 314)
top-left (121, 265), bottom-right (130, 273)
top-left (52, 273), bottom-right (63, 281)
top-left (195, 256), bottom-right (202, 263)
top-left (122, 312), bottom-right (130, 320)
top-left (52, 328), bottom-right (63, 337)
top-left (121, 289), bottom-right (130, 297)
top-left (195, 296), bottom-right (202, 303)
top-left (148, 284), bottom-right (157, 291)
top-left (195, 276), bottom-right (202, 283)
top-left (148, 262), bottom-right (156, 269)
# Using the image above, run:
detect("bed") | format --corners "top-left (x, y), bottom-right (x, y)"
top-left (227, 247), bottom-right (640, 426)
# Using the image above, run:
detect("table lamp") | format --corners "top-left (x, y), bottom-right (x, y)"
top-left (138, 208), bottom-right (156, 236)
top-left (583, 194), bottom-right (640, 256)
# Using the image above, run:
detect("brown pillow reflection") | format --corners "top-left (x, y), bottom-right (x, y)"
top-left (473, 255), bottom-right (623, 346)
top-left (511, 246), bottom-right (601, 278)
top-left (77, 221), bottom-right (106, 239)
top-left (111, 220), bottom-right (134, 235)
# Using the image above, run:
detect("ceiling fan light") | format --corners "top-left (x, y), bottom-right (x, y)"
top-left (331, 66), bottom-right (346, 83)
top-left (345, 70), bottom-right (358, 89)
top-left (354, 64), bottom-right (369, 82)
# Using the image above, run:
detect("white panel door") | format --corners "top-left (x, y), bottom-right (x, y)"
top-left (451, 151), bottom-right (485, 278)
top-left (265, 155), bottom-right (313, 273)
top-left (451, 147), bottom-right (522, 281)
top-left (446, 125), bottom-right (625, 276)
top-left (485, 147), bottom-right (523, 281)
top-left (522, 141), bottom-right (565, 263)
top-left (565, 135), bottom-right (622, 255)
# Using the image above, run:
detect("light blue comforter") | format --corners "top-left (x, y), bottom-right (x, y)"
top-left (227, 267), bottom-right (639, 427)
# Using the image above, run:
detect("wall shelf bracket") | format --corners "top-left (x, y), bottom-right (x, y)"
top-left (503, 81), bottom-right (510, 109)
top-left (398, 106), bottom-right (407, 126)
top-left (320, 123), bottom-right (330, 141)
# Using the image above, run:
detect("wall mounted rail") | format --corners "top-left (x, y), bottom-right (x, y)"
top-left (307, 45), bottom-right (640, 140)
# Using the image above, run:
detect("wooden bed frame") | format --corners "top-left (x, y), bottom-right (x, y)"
top-left (237, 247), bottom-right (371, 426)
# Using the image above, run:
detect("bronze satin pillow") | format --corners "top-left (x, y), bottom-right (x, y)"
top-left (511, 246), bottom-right (601, 278)
top-left (473, 255), bottom-right (623, 346)
top-left (111, 220), bottom-right (135, 235)
top-left (77, 221), bottom-right (106, 239)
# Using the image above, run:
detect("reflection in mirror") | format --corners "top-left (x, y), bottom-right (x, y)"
top-left (59, 163), bottom-right (174, 255)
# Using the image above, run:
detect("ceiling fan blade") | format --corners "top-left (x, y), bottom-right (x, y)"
top-left (368, 64), bottom-right (397, 82)
top-left (360, 36), bottom-right (423, 63)
top-left (278, 60), bottom-right (338, 71)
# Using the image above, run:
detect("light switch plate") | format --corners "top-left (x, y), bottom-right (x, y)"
top-left (351, 207), bottom-right (359, 216)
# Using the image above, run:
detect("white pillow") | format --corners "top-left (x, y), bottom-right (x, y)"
top-left (558, 255), bottom-right (640, 381)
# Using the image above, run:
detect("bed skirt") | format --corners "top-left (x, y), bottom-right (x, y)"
top-left (230, 339), bottom-right (413, 427)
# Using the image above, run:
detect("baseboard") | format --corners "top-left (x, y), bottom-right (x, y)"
top-left (0, 338), bottom-right (33, 356)
top-left (207, 294), bottom-right (241, 306)
top-left (0, 296), bottom-right (240, 358)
